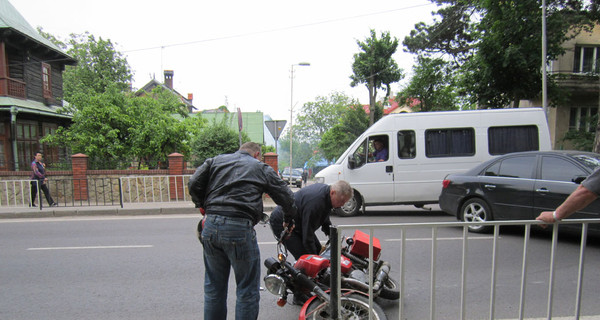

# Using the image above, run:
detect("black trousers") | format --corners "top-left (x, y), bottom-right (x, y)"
top-left (30, 180), bottom-right (54, 206)
top-left (270, 222), bottom-right (320, 260)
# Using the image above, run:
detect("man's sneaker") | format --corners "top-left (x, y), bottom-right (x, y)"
top-left (29, 203), bottom-right (37, 207)
top-left (50, 202), bottom-right (58, 207)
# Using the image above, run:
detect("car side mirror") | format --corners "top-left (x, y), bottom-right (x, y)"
top-left (572, 175), bottom-right (587, 184)
top-left (348, 156), bottom-right (356, 169)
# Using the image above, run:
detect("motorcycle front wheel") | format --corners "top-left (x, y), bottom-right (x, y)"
top-left (299, 292), bottom-right (387, 320)
top-left (379, 277), bottom-right (400, 300)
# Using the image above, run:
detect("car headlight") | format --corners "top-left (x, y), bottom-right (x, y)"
top-left (264, 274), bottom-right (286, 295)
top-left (315, 177), bottom-right (324, 184)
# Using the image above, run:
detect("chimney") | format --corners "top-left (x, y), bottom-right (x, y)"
top-left (187, 93), bottom-right (193, 103)
top-left (164, 70), bottom-right (174, 89)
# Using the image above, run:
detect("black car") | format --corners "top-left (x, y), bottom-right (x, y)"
top-left (439, 150), bottom-right (600, 233)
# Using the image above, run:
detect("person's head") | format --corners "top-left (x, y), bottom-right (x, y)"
top-left (240, 142), bottom-right (262, 160)
top-left (34, 152), bottom-right (43, 161)
top-left (329, 180), bottom-right (353, 208)
top-left (373, 139), bottom-right (385, 151)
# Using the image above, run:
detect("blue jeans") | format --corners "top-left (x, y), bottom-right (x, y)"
top-left (200, 214), bottom-right (261, 320)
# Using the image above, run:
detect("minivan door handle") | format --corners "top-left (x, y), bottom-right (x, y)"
top-left (536, 188), bottom-right (549, 193)
top-left (484, 184), bottom-right (496, 190)
top-left (385, 165), bottom-right (393, 173)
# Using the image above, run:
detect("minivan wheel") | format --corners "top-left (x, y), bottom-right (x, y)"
top-left (336, 193), bottom-right (362, 217)
top-left (461, 198), bottom-right (493, 233)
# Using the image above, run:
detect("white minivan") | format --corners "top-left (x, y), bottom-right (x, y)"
top-left (314, 108), bottom-right (552, 216)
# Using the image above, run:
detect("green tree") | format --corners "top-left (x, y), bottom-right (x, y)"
top-left (190, 117), bottom-right (250, 166)
top-left (61, 32), bottom-right (132, 111)
top-left (403, 0), bottom-right (598, 108)
top-left (350, 29), bottom-right (404, 125)
top-left (399, 56), bottom-right (460, 111)
top-left (319, 104), bottom-right (370, 161)
top-left (293, 92), bottom-right (356, 144)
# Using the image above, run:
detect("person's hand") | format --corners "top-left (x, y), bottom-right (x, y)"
top-left (536, 211), bottom-right (556, 228)
top-left (283, 220), bottom-right (295, 233)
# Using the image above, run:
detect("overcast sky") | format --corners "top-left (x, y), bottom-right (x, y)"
top-left (13, 0), bottom-right (437, 121)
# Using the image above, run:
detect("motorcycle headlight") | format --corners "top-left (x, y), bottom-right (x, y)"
top-left (264, 274), bottom-right (286, 295)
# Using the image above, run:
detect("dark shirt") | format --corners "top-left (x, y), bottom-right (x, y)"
top-left (30, 160), bottom-right (46, 180)
top-left (270, 183), bottom-right (333, 253)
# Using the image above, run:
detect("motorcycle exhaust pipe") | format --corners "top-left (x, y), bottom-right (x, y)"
top-left (372, 261), bottom-right (391, 292)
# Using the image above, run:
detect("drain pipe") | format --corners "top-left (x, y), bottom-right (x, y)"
top-left (10, 106), bottom-right (18, 171)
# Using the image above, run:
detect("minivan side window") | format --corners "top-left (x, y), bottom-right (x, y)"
top-left (488, 125), bottom-right (539, 155)
top-left (425, 128), bottom-right (474, 158)
top-left (398, 130), bottom-right (416, 159)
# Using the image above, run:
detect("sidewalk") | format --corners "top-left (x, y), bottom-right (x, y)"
top-left (0, 197), bottom-right (278, 219)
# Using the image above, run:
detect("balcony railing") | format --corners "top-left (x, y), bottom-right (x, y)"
top-left (0, 77), bottom-right (26, 99)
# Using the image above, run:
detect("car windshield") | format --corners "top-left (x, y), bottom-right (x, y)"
top-left (573, 154), bottom-right (600, 171)
top-left (282, 168), bottom-right (302, 176)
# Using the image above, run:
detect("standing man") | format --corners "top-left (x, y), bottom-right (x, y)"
top-left (188, 142), bottom-right (296, 320)
top-left (269, 180), bottom-right (353, 260)
top-left (30, 152), bottom-right (57, 207)
top-left (536, 167), bottom-right (600, 225)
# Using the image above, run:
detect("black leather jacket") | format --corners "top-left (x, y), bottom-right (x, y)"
top-left (188, 150), bottom-right (296, 225)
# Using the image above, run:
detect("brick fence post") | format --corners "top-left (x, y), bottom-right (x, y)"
top-left (71, 153), bottom-right (89, 201)
top-left (168, 153), bottom-right (185, 200)
top-left (263, 152), bottom-right (279, 173)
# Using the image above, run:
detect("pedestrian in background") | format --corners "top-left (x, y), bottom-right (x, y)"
top-left (30, 151), bottom-right (57, 207)
top-left (188, 142), bottom-right (296, 320)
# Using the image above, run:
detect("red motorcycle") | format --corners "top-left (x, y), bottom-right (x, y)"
top-left (263, 228), bottom-right (387, 320)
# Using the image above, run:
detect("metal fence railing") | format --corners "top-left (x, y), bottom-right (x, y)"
top-left (0, 178), bottom-right (122, 209)
top-left (119, 175), bottom-right (191, 204)
top-left (329, 219), bottom-right (600, 320)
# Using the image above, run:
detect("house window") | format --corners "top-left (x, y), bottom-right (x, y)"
top-left (569, 106), bottom-right (598, 132)
top-left (16, 121), bottom-right (39, 168)
top-left (42, 62), bottom-right (52, 98)
top-left (573, 46), bottom-right (600, 73)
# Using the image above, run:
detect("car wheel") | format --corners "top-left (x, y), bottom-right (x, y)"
top-left (335, 192), bottom-right (362, 217)
top-left (461, 198), bottom-right (493, 233)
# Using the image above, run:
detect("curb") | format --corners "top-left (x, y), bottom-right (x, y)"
top-left (0, 202), bottom-right (278, 219)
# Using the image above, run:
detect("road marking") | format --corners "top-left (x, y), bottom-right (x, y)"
top-left (27, 245), bottom-right (153, 251)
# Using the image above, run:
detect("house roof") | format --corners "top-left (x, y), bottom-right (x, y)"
top-left (136, 79), bottom-right (196, 110)
top-left (0, 97), bottom-right (72, 119)
top-left (0, 0), bottom-right (75, 64)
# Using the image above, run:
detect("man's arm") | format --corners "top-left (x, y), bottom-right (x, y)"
top-left (188, 159), bottom-right (212, 208)
top-left (536, 184), bottom-right (598, 224)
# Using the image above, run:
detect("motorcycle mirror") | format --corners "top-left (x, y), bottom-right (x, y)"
top-left (258, 213), bottom-right (270, 225)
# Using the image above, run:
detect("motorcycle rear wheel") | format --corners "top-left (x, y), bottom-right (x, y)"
top-left (300, 292), bottom-right (387, 320)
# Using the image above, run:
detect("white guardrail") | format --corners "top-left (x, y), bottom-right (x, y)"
top-left (329, 219), bottom-right (600, 320)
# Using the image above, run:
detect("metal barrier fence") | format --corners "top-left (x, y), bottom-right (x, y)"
top-left (0, 178), bottom-right (122, 209)
top-left (119, 175), bottom-right (191, 204)
top-left (329, 219), bottom-right (600, 320)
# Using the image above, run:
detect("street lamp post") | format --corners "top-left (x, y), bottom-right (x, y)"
top-left (289, 62), bottom-right (310, 182)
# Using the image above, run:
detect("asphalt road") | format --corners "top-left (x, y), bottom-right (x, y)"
top-left (2, 206), bottom-right (600, 320)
